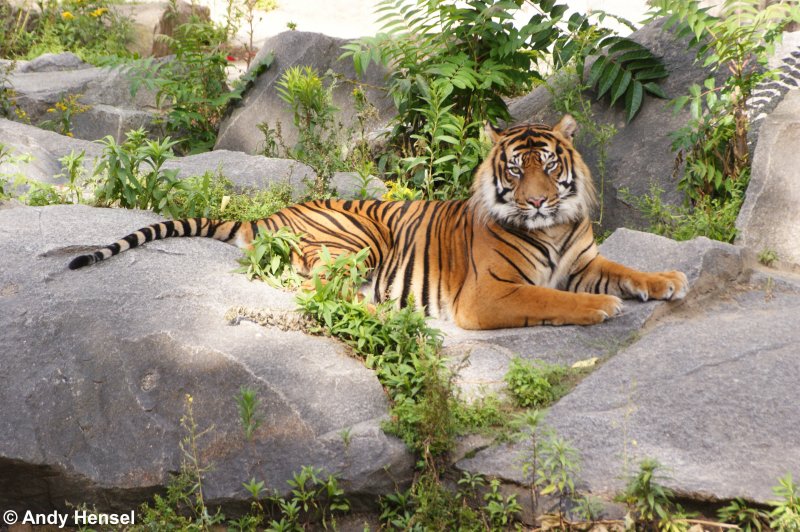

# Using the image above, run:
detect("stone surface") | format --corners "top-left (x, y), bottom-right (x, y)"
top-left (0, 118), bottom-right (104, 185)
top-left (14, 52), bottom-right (92, 73)
top-left (0, 119), bottom-right (326, 202)
top-left (508, 19), bottom-right (727, 234)
top-left (4, 57), bottom-right (158, 142)
top-left (162, 149), bottom-right (317, 199)
top-left (456, 251), bottom-right (800, 506)
top-left (0, 203), bottom-right (413, 513)
top-left (736, 89), bottom-right (800, 266)
top-left (541, 281), bottom-right (800, 503)
top-left (215, 31), bottom-right (395, 155)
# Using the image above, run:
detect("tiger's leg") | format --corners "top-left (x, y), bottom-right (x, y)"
top-left (454, 282), bottom-right (623, 330)
top-left (568, 255), bottom-right (688, 301)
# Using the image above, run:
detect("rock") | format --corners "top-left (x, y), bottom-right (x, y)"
top-left (0, 119), bottom-right (327, 202)
top-left (4, 58), bottom-right (158, 143)
top-left (215, 31), bottom-right (395, 155)
top-left (329, 171), bottom-right (387, 199)
top-left (152, 0), bottom-right (211, 57)
top-left (13, 52), bottom-right (91, 73)
top-left (508, 19), bottom-right (727, 233)
top-left (0, 118), bottom-right (104, 185)
top-left (736, 89), bottom-right (800, 266)
top-left (544, 279), bottom-right (800, 503)
top-left (0, 203), bottom-right (413, 514)
top-left (162, 150), bottom-right (317, 199)
top-left (455, 235), bottom-right (800, 506)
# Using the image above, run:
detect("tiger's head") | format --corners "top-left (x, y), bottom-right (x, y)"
top-left (470, 115), bottom-right (597, 231)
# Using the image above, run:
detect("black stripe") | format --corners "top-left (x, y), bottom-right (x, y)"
top-left (123, 234), bottom-right (140, 248)
top-left (399, 247), bottom-right (416, 308)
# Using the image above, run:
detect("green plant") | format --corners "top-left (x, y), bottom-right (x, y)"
top-left (397, 82), bottom-right (488, 200)
top-left (236, 227), bottom-right (303, 288)
top-left (504, 357), bottom-right (569, 409)
top-left (236, 387), bottom-right (263, 441)
top-left (584, 35), bottom-right (668, 123)
top-left (718, 498), bottom-right (769, 532)
top-left (93, 128), bottom-right (186, 217)
top-left (1, 0), bottom-right (133, 63)
top-left (113, 8), bottom-right (268, 154)
top-left (618, 458), bottom-right (694, 531)
top-left (39, 93), bottom-right (90, 137)
top-left (758, 248), bottom-right (779, 268)
top-left (623, 181), bottom-right (744, 243)
top-left (343, 1), bottom-right (666, 199)
top-left (536, 432), bottom-right (581, 527)
top-left (650, 0), bottom-right (799, 207)
top-left (1, 62), bottom-right (22, 120)
top-left (262, 466), bottom-right (350, 530)
top-left (275, 65), bottom-right (345, 188)
top-left (770, 473), bottom-right (800, 531)
top-left (137, 394), bottom-right (226, 530)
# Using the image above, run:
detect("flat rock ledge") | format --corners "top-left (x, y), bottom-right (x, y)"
top-left (456, 235), bottom-right (800, 509)
top-left (0, 204), bottom-right (413, 514)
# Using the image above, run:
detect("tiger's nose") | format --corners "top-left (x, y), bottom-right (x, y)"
top-left (528, 196), bottom-right (547, 208)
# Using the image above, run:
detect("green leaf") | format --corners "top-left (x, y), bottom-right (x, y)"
top-left (643, 82), bottom-right (667, 99)
top-left (610, 69), bottom-right (632, 105)
top-left (587, 56), bottom-right (608, 86)
top-left (625, 80), bottom-right (644, 122)
top-left (597, 61), bottom-right (621, 99)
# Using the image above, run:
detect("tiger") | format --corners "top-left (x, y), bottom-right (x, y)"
top-left (69, 115), bottom-right (688, 330)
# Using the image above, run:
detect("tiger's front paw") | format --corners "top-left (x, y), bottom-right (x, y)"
top-left (623, 271), bottom-right (688, 302)
top-left (560, 293), bottom-right (623, 325)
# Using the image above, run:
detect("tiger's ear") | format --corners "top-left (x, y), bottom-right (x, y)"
top-left (554, 114), bottom-right (578, 142)
top-left (484, 121), bottom-right (503, 144)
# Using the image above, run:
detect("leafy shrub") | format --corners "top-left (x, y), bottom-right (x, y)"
top-left (770, 473), bottom-right (800, 531)
top-left (342, 0), bottom-right (666, 199)
top-left (93, 129), bottom-right (185, 216)
top-left (618, 458), bottom-right (694, 531)
top-left (504, 357), bottom-right (569, 408)
top-left (236, 227), bottom-right (302, 288)
top-left (650, 0), bottom-right (799, 206)
top-left (623, 181), bottom-right (744, 243)
top-left (0, 0), bottom-right (132, 62)
top-left (112, 11), bottom-right (272, 154)
top-left (39, 93), bottom-right (90, 137)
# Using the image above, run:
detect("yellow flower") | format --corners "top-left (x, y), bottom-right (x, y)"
top-left (47, 108), bottom-right (56, 113)
top-left (61, 11), bottom-right (74, 19)
top-left (90, 7), bottom-right (107, 17)
top-left (66, 132), bottom-right (74, 137)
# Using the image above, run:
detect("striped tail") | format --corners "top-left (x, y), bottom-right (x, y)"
top-left (68, 218), bottom-right (254, 270)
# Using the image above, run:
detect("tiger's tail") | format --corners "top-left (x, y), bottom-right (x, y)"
top-left (68, 218), bottom-right (258, 270)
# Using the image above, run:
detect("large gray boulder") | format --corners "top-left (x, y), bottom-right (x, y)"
top-left (215, 31), bottom-right (395, 155)
top-left (456, 232), bottom-right (800, 507)
top-left (508, 19), bottom-right (726, 234)
top-left (3, 53), bottom-right (158, 142)
top-left (736, 89), bottom-right (800, 266)
top-left (0, 203), bottom-right (413, 514)
top-left (0, 118), bottom-right (104, 185)
top-left (162, 149), bottom-right (317, 199)
top-left (0, 119), bottom-right (386, 201)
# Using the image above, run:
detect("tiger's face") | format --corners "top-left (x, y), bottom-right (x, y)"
top-left (471, 115), bottom-right (597, 231)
